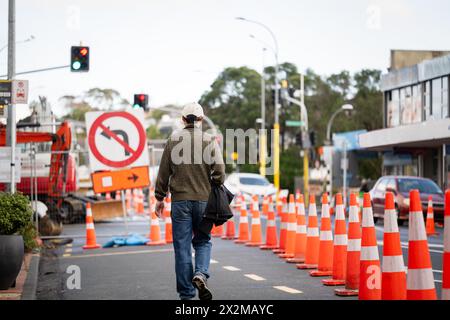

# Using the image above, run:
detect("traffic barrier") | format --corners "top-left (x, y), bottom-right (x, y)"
top-left (279, 194), bottom-right (297, 259)
top-left (358, 193), bottom-right (381, 300)
top-left (146, 210), bottom-right (166, 246)
top-left (235, 199), bottom-right (250, 244)
top-left (222, 196), bottom-right (239, 240)
top-left (443, 190), bottom-right (450, 300)
top-left (323, 193), bottom-right (347, 285)
top-left (246, 195), bottom-right (263, 247)
top-left (260, 196), bottom-right (278, 250)
top-left (335, 193), bottom-right (361, 296)
top-left (273, 197), bottom-right (288, 254)
top-left (381, 192), bottom-right (406, 300)
top-left (287, 193), bottom-right (307, 263)
top-left (426, 196), bottom-right (439, 236)
top-left (297, 195), bottom-right (320, 270)
top-left (163, 196), bottom-right (173, 244)
top-left (262, 196), bottom-right (269, 216)
top-left (406, 189), bottom-right (437, 300)
top-left (310, 193), bottom-right (333, 277)
top-left (83, 202), bottom-right (101, 249)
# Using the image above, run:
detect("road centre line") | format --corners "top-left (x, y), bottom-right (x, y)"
top-left (244, 274), bottom-right (266, 281)
top-left (62, 248), bottom-right (173, 259)
top-left (210, 259), bottom-right (219, 264)
top-left (223, 266), bottom-right (241, 271)
top-left (273, 286), bottom-right (303, 294)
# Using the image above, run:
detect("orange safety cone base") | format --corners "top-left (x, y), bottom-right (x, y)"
top-left (286, 257), bottom-right (305, 264)
top-left (322, 278), bottom-right (346, 286)
top-left (335, 288), bottom-right (359, 296)
top-left (260, 245), bottom-right (278, 250)
top-left (212, 234), bottom-right (222, 238)
top-left (427, 232), bottom-right (440, 237)
top-left (83, 243), bottom-right (101, 250)
top-left (272, 248), bottom-right (285, 254)
top-left (146, 240), bottom-right (166, 246)
top-left (296, 264), bottom-right (317, 270)
top-left (278, 253), bottom-right (294, 259)
top-left (310, 270), bottom-right (333, 277)
top-left (235, 239), bottom-right (249, 244)
top-left (246, 242), bottom-right (264, 247)
top-left (222, 235), bottom-right (238, 240)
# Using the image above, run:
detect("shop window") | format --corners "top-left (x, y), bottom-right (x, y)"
top-left (432, 78), bottom-right (443, 120)
top-left (411, 84), bottom-right (422, 123)
top-left (443, 76), bottom-right (449, 118)
top-left (400, 87), bottom-right (413, 125)
top-left (387, 89), bottom-right (400, 127)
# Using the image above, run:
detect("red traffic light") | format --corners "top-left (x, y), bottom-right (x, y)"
top-left (139, 94), bottom-right (145, 101)
top-left (80, 47), bottom-right (88, 56)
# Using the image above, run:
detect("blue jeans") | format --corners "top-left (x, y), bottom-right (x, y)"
top-left (171, 200), bottom-right (211, 300)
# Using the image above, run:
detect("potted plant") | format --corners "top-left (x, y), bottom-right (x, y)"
top-left (0, 192), bottom-right (34, 290)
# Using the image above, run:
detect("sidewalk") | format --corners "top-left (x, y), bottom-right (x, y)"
top-left (0, 252), bottom-right (40, 300)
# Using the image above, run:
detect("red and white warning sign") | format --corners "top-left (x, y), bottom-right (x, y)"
top-left (86, 110), bottom-right (149, 172)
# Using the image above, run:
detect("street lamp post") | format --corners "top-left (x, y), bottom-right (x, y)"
top-left (236, 17), bottom-right (280, 191)
top-left (325, 104), bottom-right (354, 199)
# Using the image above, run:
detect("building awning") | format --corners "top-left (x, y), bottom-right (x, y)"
top-left (359, 118), bottom-right (450, 151)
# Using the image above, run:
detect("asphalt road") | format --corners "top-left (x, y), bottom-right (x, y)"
top-left (36, 209), bottom-right (445, 300)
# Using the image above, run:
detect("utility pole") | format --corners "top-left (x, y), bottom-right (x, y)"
top-left (6, 0), bottom-right (16, 193)
top-left (300, 74), bottom-right (309, 203)
top-left (259, 47), bottom-right (267, 177)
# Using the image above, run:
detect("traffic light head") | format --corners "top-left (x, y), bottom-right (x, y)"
top-left (133, 94), bottom-right (149, 111)
top-left (71, 46), bottom-right (90, 72)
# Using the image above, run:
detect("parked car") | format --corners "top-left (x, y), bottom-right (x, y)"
top-left (369, 176), bottom-right (444, 225)
top-left (224, 173), bottom-right (278, 205)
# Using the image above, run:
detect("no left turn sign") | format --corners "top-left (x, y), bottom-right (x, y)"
top-left (86, 110), bottom-right (150, 172)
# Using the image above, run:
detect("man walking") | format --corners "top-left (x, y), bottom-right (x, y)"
top-left (154, 102), bottom-right (225, 300)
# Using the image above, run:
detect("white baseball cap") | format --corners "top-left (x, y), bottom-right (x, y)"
top-left (182, 102), bottom-right (204, 118)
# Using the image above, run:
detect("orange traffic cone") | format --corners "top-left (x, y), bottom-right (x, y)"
top-left (262, 196), bottom-right (269, 216)
top-left (273, 197), bottom-right (288, 254)
top-left (260, 196), bottom-right (278, 250)
top-left (146, 210), bottom-right (166, 246)
top-left (443, 190), bottom-right (450, 300)
top-left (426, 196), bottom-right (439, 236)
top-left (211, 224), bottom-right (224, 237)
top-left (126, 189), bottom-right (132, 211)
top-left (163, 196), bottom-right (173, 244)
top-left (323, 193), bottom-right (347, 285)
top-left (407, 189), bottom-right (437, 300)
top-left (247, 195), bottom-right (263, 247)
top-left (381, 192), bottom-right (406, 300)
top-left (335, 193), bottom-right (361, 296)
top-left (116, 190), bottom-right (121, 201)
top-left (297, 195), bottom-right (320, 270)
top-left (279, 194), bottom-right (297, 259)
top-left (276, 196), bottom-right (283, 217)
top-left (358, 193), bottom-right (381, 300)
top-left (136, 189), bottom-right (145, 214)
top-left (287, 194), bottom-right (307, 263)
top-left (235, 199), bottom-right (250, 244)
top-left (311, 193), bottom-right (333, 277)
top-left (222, 197), bottom-right (239, 240)
top-left (83, 203), bottom-right (101, 249)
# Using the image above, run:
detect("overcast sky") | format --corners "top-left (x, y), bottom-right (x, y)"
top-left (1, 0), bottom-right (450, 120)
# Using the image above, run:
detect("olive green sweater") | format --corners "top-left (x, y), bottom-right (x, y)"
top-left (154, 125), bottom-right (225, 202)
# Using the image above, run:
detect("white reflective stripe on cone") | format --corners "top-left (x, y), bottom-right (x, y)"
top-left (445, 216), bottom-right (450, 250)
top-left (362, 207), bottom-right (375, 227)
top-left (86, 223), bottom-right (95, 229)
top-left (348, 239), bottom-right (361, 252)
top-left (384, 209), bottom-right (399, 233)
top-left (240, 217), bottom-right (249, 223)
top-left (382, 255), bottom-right (406, 273)
top-left (427, 214), bottom-right (433, 219)
top-left (151, 219), bottom-right (160, 226)
top-left (321, 204), bottom-right (330, 218)
top-left (320, 230), bottom-right (333, 241)
top-left (307, 227), bottom-right (319, 237)
top-left (308, 204), bottom-right (317, 216)
top-left (409, 211), bottom-right (427, 241)
top-left (407, 268), bottom-right (435, 290)
top-left (165, 217), bottom-right (172, 223)
top-left (252, 218), bottom-right (261, 225)
top-left (361, 245), bottom-right (379, 261)
top-left (348, 206), bottom-right (359, 222)
top-left (280, 222), bottom-right (287, 229)
top-left (334, 234), bottom-right (348, 246)
top-left (297, 225), bottom-right (307, 234)
top-left (287, 222), bottom-right (296, 231)
top-left (335, 204), bottom-right (345, 220)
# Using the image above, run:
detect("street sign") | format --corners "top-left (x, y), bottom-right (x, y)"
top-left (86, 110), bottom-right (149, 172)
top-left (0, 80), bottom-right (12, 105)
top-left (91, 166), bottom-right (150, 193)
top-left (285, 120), bottom-right (304, 128)
top-left (11, 80), bottom-right (29, 104)
top-left (0, 147), bottom-right (21, 183)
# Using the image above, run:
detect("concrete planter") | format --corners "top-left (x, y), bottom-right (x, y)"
top-left (0, 235), bottom-right (24, 290)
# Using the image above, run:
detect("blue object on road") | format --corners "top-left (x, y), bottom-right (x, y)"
top-left (102, 233), bottom-right (149, 248)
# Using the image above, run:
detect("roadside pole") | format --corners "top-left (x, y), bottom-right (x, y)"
top-left (342, 140), bottom-right (348, 207)
top-left (6, 0), bottom-right (16, 193)
top-left (121, 190), bottom-right (129, 235)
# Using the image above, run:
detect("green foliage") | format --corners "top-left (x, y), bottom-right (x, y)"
top-left (146, 124), bottom-right (166, 139)
top-left (0, 192), bottom-right (33, 235)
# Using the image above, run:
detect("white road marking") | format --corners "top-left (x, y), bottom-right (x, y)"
top-left (210, 259), bottom-right (219, 264)
top-left (65, 248), bottom-right (73, 253)
top-left (244, 274), bottom-right (266, 281)
top-left (273, 286), bottom-right (303, 294)
top-left (223, 266), bottom-right (241, 271)
top-left (66, 243), bottom-right (73, 248)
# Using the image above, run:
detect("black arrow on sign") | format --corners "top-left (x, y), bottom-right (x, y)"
top-left (101, 127), bottom-right (131, 156)
top-left (127, 174), bottom-right (139, 183)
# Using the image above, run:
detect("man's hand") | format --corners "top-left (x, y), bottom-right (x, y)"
top-left (155, 200), bottom-right (164, 218)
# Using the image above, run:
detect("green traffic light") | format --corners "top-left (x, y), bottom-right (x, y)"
top-left (72, 61), bottom-right (81, 70)
top-left (133, 104), bottom-right (141, 109)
